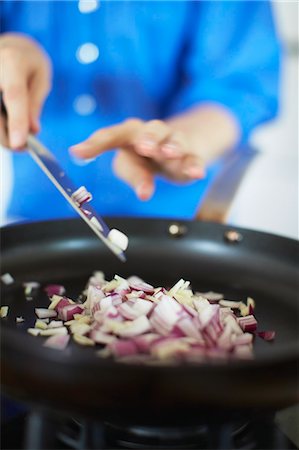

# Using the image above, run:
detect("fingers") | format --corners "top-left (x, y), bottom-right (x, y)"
top-left (3, 84), bottom-right (29, 149)
top-left (70, 119), bottom-right (143, 159)
top-left (160, 153), bottom-right (205, 182)
top-left (113, 150), bottom-right (155, 201)
top-left (1, 49), bottom-right (29, 148)
top-left (133, 120), bottom-right (172, 157)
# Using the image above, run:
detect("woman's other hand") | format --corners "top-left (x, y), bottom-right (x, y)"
top-left (70, 105), bottom-right (240, 200)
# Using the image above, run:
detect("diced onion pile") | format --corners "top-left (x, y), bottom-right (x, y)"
top-left (26, 273), bottom-right (275, 362)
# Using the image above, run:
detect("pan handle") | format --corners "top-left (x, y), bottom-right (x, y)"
top-left (195, 146), bottom-right (258, 223)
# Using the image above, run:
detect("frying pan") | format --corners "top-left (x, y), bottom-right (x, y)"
top-left (1, 217), bottom-right (299, 425)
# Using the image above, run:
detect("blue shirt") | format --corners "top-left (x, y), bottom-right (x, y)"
top-left (1, 1), bottom-right (280, 221)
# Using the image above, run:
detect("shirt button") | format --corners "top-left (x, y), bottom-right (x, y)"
top-left (73, 94), bottom-right (96, 115)
top-left (76, 43), bottom-right (99, 64)
top-left (78, 0), bottom-right (100, 13)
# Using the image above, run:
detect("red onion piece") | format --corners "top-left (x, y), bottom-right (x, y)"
top-left (258, 331), bottom-right (276, 341)
top-left (237, 315), bottom-right (258, 332)
top-left (44, 284), bottom-right (65, 297)
top-left (44, 334), bottom-right (70, 350)
top-left (129, 279), bottom-right (154, 294)
top-left (60, 304), bottom-right (84, 322)
top-left (71, 186), bottom-right (92, 206)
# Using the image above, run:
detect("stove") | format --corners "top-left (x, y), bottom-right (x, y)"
top-left (1, 407), bottom-right (297, 449)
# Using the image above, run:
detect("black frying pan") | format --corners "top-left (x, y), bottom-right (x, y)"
top-left (1, 218), bottom-right (298, 424)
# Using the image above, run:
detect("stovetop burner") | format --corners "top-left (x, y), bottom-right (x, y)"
top-left (102, 421), bottom-right (249, 449)
top-left (2, 409), bottom-right (297, 450)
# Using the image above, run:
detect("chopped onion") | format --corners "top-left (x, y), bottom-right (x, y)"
top-left (0, 306), bottom-right (9, 318)
top-left (237, 315), bottom-right (258, 332)
top-left (196, 291), bottom-right (223, 302)
top-left (219, 299), bottom-right (241, 309)
top-left (59, 304), bottom-right (84, 321)
top-left (258, 331), bottom-right (276, 341)
top-left (26, 273), bottom-right (273, 363)
top-left (44, 284), bottom-right (65, 297)
top-left (35, 308), bottom-right (57, 319)
top-left (1, 273), bottom-right (14, 285)
top-left (27, 328), bottom-right (41, 337)
top-left (35, 319), bottom-right (48, 330)
top-left (23, 281), bottom-right (40, 297)
top-left (16, 316), bottom-right (25, 323)
top-left (70, 322), bottom-right (91, 336)
top-left (73, 334), bottom-right (95, 346)
top-left (48, 320), bottom-right (64, 329)
top-left (40, 327), bottom-right (68, 337)
top-left (71, 186), bottom-right (92, 205)
top-left (107, 229), bottom-right (129, 251)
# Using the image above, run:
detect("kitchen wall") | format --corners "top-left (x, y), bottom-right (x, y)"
top-left (1, 2), bottom-right (298, 239)
top-left (228, 1), bottom-right (298, 239)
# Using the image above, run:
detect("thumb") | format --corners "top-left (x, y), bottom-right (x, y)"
top-left (113, 150), bottom-right (155, 201)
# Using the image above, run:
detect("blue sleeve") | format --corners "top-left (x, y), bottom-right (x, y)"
top-left (0, 2), bottom-right (15, 32)
top-left (167, 1), bottom-right (281, 141)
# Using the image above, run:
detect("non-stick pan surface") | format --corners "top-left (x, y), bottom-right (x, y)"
top-left (1, 218), bottom-right (298, 423)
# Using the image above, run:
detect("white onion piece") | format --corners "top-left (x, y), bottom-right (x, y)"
top-left (23, 281), bottom-right (40, 296)
top-left (0, 306), bottom-right (9, 318)
top-left (35, 308), bottom-right (57, 319)
top-left (16, 316), bottom-right (25, 323)
top-left (117, 316), bottom-right (151, 338)
top-left (40, 327), bottom-right (68, 337)
top-left (107, 228), bottom-right (129, 251)
top-left (48, 320), bottom-right (64, 329)
top-left (70, 322), bottom-right (91, 336)
top-left (90, 330), bottom-right (117, 345)
top-left (219, 299), bottom-right (242, 309)
top-left (168, 279), bottom-right (186, 297)
top-left (193, 297), bottom-right (210, 312)
top-left (35, 319), bottom-right (48, 330)
top-left (27, 328), bottom-right (41, 337)
top-left (73, 334), bottom-right (95, 346)
top-left (1, 273), bottom-right (14, 285)
top-left (48, 295), bottom-right (65, 310)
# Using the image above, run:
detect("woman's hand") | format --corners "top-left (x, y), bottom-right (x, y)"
top-left (71, 105), bottom-right (240, 200)
top-left (71, 118), bottom-right (205, 200)
top-left (0, 33), bottom-right (52, 149)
